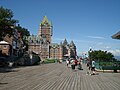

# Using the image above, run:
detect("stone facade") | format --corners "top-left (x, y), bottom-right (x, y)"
top-left (1, 28), bottom-right (24, 56)
top-left (27, 16), bottom-right (77, 60)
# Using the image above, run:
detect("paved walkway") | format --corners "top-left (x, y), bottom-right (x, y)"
top-left (0, 62), bottom-right (120, 90)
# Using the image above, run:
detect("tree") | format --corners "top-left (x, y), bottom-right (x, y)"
top-left (89, 50), bottom-right (114, 62)
top-left (15, 25), bottom-right (30, 50)
top-left (15, 24), bottom-right (30, 39)
top-left (0, 6), bottom-right (18, 40)
top-left (0, 7), bottom-right (30, 51)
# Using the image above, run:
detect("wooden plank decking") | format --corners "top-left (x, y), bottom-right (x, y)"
top-left (0, 62), bottom-right (120, 90)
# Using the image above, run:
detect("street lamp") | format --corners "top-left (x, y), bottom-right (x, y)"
top-left (89, 47), bottom-right (92, 60)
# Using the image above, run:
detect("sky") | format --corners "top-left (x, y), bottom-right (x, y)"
top-left (0, 0), bottom-right (120, 56)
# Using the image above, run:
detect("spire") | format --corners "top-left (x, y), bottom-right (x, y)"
top-left (70, 40), bottom-right (75, 46)
top-left (50, 21), bottom-right (53, 27)
top-left (70, 40), bottom-right (76, 49)
top-left (42, 16), bottom-right (49, 23)
top-left (60, 41), bottom-right (63, 46)
top-left (40, 16), bottom-right (51, 26)
top-left (63, 38), bottom-right (68, 45)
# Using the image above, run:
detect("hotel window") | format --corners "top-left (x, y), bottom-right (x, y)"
top-left (3, 45), bottom-right (7, 49)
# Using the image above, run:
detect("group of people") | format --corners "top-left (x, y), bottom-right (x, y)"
top-left (86, 60), bottom-right (96, 75)
top-left (66, 58), bottom-right (82, 70)
top-left (65, 58), bottom-right (97, 75)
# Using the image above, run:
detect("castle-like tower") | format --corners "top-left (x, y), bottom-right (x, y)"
top-left (38, 16), bottom-right (52, 44)
top-left (38, 16), bottom-right (53, 59)
top-left (27, 16), bottom-right (77, 60)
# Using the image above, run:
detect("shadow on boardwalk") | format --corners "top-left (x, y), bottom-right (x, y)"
top-left (0, 62), bottom-right (120, 90)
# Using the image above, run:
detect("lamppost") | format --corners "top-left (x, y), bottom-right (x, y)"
top-left (89, 47), bottom-right (92, 61)
top-left (53, 47), bottom-right (56, 59)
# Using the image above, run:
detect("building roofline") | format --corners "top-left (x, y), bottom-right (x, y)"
top-left (112, 31), bottom-right (120, 40)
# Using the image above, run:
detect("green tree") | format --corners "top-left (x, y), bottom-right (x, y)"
top-left (0, 6), bottom-right (18, 40)
top-left (15, 25), bottom-right (30, 50)
top-left (15, 25), bottom-right (30, 39)
top-left (89, 50), bottom-right (114, 62)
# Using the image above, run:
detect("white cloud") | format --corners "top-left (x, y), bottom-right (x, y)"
top-left (87, 36), bottom-right (105, 39)
top-left (106, 46), bottom-right (111, 49)
top-left (108, 49), bottom-right (120, 56)
top-left (97, 42), bottom-right (103, 45)
top-left (73, 39), bottom-right (91, 43)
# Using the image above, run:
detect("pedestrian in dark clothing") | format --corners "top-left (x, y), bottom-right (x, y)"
top-left (74, 60), bottom-right (78, 66)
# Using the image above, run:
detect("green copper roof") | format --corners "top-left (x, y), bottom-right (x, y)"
top-left (40, 16), bottom-right (52, 26)
top-left (50, 43), bottom-right (59, 48)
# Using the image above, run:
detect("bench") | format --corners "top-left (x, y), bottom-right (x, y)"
top-left (102, 66), bottom-right (120, 72)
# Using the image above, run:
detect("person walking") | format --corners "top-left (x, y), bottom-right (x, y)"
top-left (74, 59), bottom-right (78, 66)
top-left (71, 59), bottom-right (75, 70)
top-left (66, 60), bottom-right (69, 67)
top-left (78, 61), bottom-right (82, 70)
top-left (86, 60), bottom-right (91, 75)
top-left (91, 60), bottom-right (96, 75)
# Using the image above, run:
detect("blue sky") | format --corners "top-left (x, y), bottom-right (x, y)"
top-left (0, 0), bottom-right (120, 56)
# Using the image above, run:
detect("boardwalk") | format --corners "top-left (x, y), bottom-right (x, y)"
top-left (0, 62), bottom-right (120, 90)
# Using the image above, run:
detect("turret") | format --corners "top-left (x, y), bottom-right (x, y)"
top-left (38, 16), bottom-right (52, 44)
top-left (63, 38), bottom-right (68, 46)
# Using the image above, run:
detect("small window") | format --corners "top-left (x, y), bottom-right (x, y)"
top-left (3, 45), bottom-right (7, 49)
